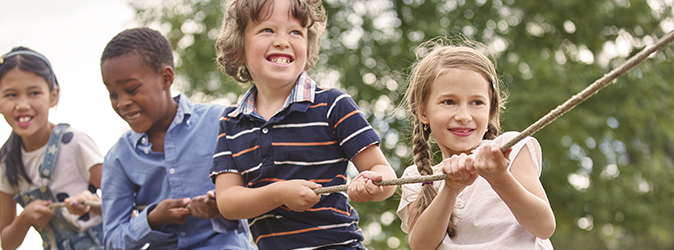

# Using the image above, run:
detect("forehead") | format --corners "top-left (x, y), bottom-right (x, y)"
top-left (101, 53), bottom-right (155, 83)
top-left (0, 68), bottom-right (50, 89)
top-left (431, 68), bottom-right (491, 96)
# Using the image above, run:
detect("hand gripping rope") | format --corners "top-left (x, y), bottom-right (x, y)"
top-left (48, 29), bottom-right (674, 208)
top-left (311, 29), bottom-right (674, 195)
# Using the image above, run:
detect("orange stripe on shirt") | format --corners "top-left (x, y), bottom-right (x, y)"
top-left (217, 133), bottom-right (227, 139)
top-left (334, 110), bottom-right (361, 129)
top-left (255, 227), bottom-right (325, 244)
top-left (272, 141), bottom-right (336, 146)
top-left (309, 103), bottom-right (327, 108)
top-left (278, 206), bottom-right (352, 216)
top-left (232, 145), bottom-right (259, 157)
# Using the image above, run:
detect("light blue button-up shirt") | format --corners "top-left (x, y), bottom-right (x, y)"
top-left (102, 94), bottom-right (254, 250)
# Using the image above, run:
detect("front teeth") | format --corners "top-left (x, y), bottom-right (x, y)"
top-left (18, 117), bottom-right (31, 123)
top-left (126, 113), bottom-right (140, 120)
top-left (271, 58), bottom-right (290, 64)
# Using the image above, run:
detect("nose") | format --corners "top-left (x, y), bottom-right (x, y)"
top-left (454, 105), bottom-right (472, 123)
top-left (115, 94), bottom-right (133, 110)
top-left (15, 98), bottom-right (30, 111)
top-left (273, 34), bottom-right (290, 48)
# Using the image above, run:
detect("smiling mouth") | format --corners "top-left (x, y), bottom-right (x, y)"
top-left (125, 113), bottom-right (141, 120)
top-left (268, 56), bottom-right (292, 64)
top-left (17, 116), bottom-right (32, 123)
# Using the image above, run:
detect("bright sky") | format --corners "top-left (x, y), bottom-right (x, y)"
top-left (0, 0), bottom-right (137, 248)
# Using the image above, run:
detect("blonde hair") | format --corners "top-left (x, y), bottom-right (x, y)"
top-left (404, 39), bottom-right (507, 237)
top-left (215, 0), bottom-right (326, 83)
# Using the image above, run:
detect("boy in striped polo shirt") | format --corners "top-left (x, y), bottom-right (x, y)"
top-left (209, 0), bottom-right (397, 249)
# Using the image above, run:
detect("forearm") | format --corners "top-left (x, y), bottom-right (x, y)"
top-left (488, 174), bottom-right (556, 239)
top-left (1, 214), bottom-right (33, 250)
top-left (370, 164), bottom-right (397, 201)
top-left (104, 206), bottom-right (171, 250)
top-left (217, 184), bottom-right (284, 220)
top-left (408, 187), bottom-right (457, 250)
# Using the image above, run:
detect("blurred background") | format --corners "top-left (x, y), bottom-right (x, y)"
top-left (2, 0), bottom-right (674, 249)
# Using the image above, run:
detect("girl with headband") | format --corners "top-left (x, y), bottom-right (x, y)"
top-left (0, 47), bottom-right (105, 250)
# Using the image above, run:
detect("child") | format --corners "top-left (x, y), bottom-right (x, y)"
top-left (209, 0), bottom-right (398, 249)
top-left (99, 28), bottom-right (254, 249)
top-left (0, 47), bottom-right (105, 249)
top-left (396, 42), bottom-right (556, 249)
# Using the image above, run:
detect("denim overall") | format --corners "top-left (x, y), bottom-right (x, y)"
top-left (13, 124), bottom-right (104, 250)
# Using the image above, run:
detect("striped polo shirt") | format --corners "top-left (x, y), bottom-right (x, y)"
top-left (210, 72), bottom-right (378, 249)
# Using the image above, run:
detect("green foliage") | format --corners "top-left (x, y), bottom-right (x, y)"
top-left (131, 0), bottom-right (674, 249)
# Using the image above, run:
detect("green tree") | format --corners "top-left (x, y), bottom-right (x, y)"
top-left (131, 0), bottom-right (674, 249)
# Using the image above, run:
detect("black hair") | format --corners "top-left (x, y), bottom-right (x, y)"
top-left (100, 27), bottom-right (174, 72)
top-left (0, 47), bottom-right (59, 187)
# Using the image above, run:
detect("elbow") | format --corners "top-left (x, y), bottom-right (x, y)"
top-left (535, 219), bottom-right (556, 240)
top-left (217, 201), bottom-right (245, 220)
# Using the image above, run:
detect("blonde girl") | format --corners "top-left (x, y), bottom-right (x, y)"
top-left (397, 41), bottom-right (556, 249)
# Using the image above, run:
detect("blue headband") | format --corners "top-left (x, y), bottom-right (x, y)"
top-left (0, 50), bottom-right (58, 87)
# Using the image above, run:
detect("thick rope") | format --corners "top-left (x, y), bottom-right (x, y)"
top-left (313, 29), bottom-right (674, 195)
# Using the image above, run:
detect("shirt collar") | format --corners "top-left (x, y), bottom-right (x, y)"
top-left (132, 93), bottom-right (193, 148)
top-left (227, 71), bottom-right (316, 118)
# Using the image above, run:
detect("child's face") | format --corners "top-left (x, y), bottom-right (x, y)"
top-left (101, 53), bottom-right (171, 134)
top-left (421, 68), bottom-right (491, 157)
top-left (0, 68), bottom-right (58, 139)
top-left (243, 0), bottom-right (308, 89)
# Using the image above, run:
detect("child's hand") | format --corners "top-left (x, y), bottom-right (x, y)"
top-left (347, 171), bottom-right (384, 202)
top-left (278, 180), bottom-right (321, 212)
top-left (64, 190), bottom-right (101, 216)
top-left (473, 144), bottom-right (512, 183)
top-left (147, 198), bottom-right (192, 230)
top-left (22, 199), bottom-right (55, 227)
top-left (441, 153), bottom-right (479, 193)
top-left (189, 190), bottom-right (220, 219)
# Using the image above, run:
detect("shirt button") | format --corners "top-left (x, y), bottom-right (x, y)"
top-left (180, 232), bottom-right (186, 236)
top-left (186, 120), bottom-right (191, 126)
top-left (456, 199), bottom-right (465, 209)
top-left (169, 168), bottom-right (176, 174)
top-left (262, 127), bottom-right (269, 134)
top-left (141, 137), bottom-right (146, 144)
top-left (144, 148), bottom-right (150, 154)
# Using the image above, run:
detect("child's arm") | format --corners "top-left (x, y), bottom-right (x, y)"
top-left (474, 144), bottom-right (556, 239)
top-left (407, 154), bottom-right (478, 250)
top-left (64, 163), bottom-right (103, 216)
top-left (0, 191), bottom-right (54, 250)
top-left (215, 173), bottom-right (321, 220)
top-left (348, 145), bottom-right (397, 202)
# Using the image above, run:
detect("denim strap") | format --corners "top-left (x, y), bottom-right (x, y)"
top-left (39, 123), bottom-right (70, 179)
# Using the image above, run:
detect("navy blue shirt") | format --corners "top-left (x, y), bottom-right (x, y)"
top-left (210, 73), bottom-right (378, 249)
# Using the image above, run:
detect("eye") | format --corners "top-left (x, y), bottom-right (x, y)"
top-left (109, 92), bottom-right (118, 100)
top-left (290, 30), bottom-right (302, 36)
top-left (471, 100), bottom-right (485, 105)
top-left (126, 86), bottom-right (140, 94)
top-left (29, 90), bottom-right (42, 96)
top-left (3, 93), bottom-right (16, 98)
top-left (262, 28), bottom-right (273, 33)
top-left (441, 99), bottom-right (455, 105)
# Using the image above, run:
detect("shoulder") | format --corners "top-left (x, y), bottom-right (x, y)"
top-left (493, 131), bottom-right (543, 171)
top-left (402, 165), bottom-right (422, 178)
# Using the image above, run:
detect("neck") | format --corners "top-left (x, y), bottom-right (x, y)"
top-left (254, 82), bottom-right (295, 121)
top-left (146, 97), bottom-right (178, 141)
top-left (20, 123), bottom-right (55, 152)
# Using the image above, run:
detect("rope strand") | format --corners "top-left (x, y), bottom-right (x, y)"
top-left (313, 29), bottom-right (674, 195)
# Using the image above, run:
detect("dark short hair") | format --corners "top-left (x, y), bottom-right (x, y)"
top-left (100, 27), bottom-right (174, 72)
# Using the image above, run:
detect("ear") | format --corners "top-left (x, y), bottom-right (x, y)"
top-left (418, 107), bottom-right (429, 125)
top-left (49, 85), bottom-right (60, 108)
top-left (160, 66), bottom-right (174, 91)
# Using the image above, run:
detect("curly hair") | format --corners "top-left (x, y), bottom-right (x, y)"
top-left (100, 27), bottom-right (174, 72)
top-left (404, 39), bottom-right (508, 238)
top-left (215, 0), bottom-right (326, 83)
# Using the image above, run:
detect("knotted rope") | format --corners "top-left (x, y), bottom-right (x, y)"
top-left (312, 29), bottom-right (674, 195)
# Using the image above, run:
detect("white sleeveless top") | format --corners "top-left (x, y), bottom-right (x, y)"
top-left (397, 132), bottom-right (554, 250)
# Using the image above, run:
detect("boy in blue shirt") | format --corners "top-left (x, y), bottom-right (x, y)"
top-left (209, 0), bottom-right (397, 249)
top-left (99, 27), bottom-right (254, 249)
